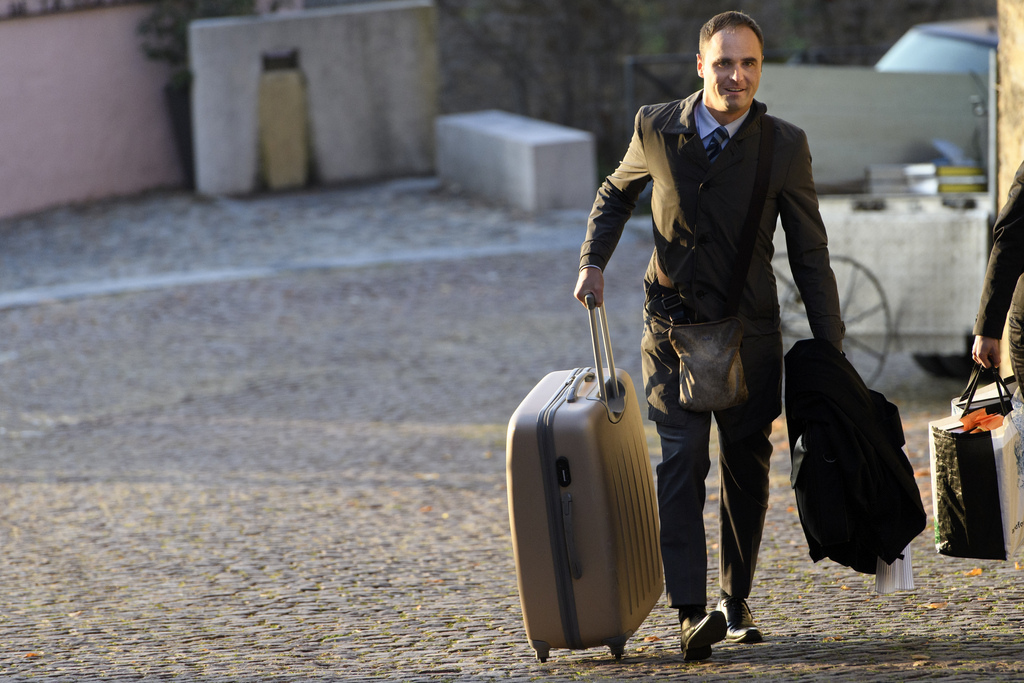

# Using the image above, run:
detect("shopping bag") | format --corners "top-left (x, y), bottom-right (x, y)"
top-left (929, 366), bottom-right (1023, 560)
top-left (929, 413), bottom-right (1007, 559)
top-left (1001, 394), bottom-right (1024, 557)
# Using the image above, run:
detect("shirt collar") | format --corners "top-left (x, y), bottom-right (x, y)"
top-left (695, 100), bottom-right (746, 141)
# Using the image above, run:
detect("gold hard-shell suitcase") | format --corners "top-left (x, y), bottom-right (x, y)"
top-left (506, 295), bottom-right (663, 662)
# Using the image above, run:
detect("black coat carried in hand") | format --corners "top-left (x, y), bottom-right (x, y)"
top-left (784, 339), bottom-right (927, 574)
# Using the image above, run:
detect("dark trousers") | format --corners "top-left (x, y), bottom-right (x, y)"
top-left (656, 415), bottom-right (772, 608)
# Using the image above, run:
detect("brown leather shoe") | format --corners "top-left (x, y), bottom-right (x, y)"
top-left (716, 596), bottom-right (764, 643)
top-left (679, 608), bottom-right (727, 661)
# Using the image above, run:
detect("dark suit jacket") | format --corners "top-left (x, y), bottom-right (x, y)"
top-left (581, 91), bottom-right (844, 429)
top-left (785, 339), bottom-right (927, 573)
top-left (582, 91), bottom-right (844, 341)
top-left (975, 159), bottom-right (1024, 345)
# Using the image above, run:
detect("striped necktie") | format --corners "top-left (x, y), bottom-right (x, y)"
top-left (706, 126), bottom-right (729, 164)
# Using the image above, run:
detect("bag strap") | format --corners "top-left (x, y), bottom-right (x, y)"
top-left (959, 363), bottom-right (1013, 417)
top-left (724, 115), bottom-right (775, 317)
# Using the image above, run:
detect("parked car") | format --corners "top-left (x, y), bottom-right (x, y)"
top-left (875, 16), bottom-right (998, 74)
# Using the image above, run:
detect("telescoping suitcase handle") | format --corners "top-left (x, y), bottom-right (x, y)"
top-left (584, 293), bottom-right (620, 405)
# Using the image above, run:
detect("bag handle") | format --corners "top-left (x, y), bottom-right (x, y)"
top-left (724, 115), bottom-right (776, 317)
top-left (584, 293), bottom-right (620, 404)
top-left (959, 363), bottom-right (1012, 417)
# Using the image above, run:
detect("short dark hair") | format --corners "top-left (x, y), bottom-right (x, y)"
top-left (699, 11), bottom-right (764, 55)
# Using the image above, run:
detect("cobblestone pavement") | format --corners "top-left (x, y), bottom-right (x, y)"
top-left (0, 180), bottom-right (1022, 681)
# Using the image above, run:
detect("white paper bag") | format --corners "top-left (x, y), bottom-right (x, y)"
top-left (1000, 395), bottom-right (1024, 558)
top-left (875, 543), bottom-right (914, 593)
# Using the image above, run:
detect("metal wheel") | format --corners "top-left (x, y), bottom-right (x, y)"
top-left (776, 254), bottom-right (893, 386)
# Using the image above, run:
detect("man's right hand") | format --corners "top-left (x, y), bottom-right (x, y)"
top-left (574, 267), bottom-right (605, 307)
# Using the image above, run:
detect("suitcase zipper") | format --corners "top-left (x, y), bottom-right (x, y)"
top-left (537, 368), bottom-right (585, 650)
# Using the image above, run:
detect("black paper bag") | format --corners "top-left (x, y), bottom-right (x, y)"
top-left (929, 420), bottom-right (1007, 560)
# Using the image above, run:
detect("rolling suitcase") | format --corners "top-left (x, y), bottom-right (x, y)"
top-left (506, 294), bottom-right (663, 662)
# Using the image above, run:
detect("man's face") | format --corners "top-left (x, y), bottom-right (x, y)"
top-left (697, 26), bottom-right (763, 124)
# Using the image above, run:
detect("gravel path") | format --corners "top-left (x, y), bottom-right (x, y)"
top-left (0, 181), bottom-right (1020, 681)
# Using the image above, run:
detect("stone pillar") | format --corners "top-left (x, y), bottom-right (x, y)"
top-left (998, 0), bottom-right (1024, 203)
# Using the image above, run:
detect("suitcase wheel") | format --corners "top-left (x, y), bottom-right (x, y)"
top-left (610, 644), bottom-right (624, 660)
top-left (531, 641), bottom-right (550, 663)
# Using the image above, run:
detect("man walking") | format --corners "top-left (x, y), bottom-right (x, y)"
top-left (574, 11), bottom-right (845, 661)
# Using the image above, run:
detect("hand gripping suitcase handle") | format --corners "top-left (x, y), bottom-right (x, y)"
top-left (584, 293), bottom-right (620, 403)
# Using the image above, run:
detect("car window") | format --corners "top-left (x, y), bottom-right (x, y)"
top-left (875, 30), bottom-right (994, 73)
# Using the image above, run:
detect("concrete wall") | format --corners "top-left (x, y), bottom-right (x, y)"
top-left (757, 65), bottom-right (986, 192)
top-left (190, 0), bottom-right (438, 196)
top-left (0, 5), bottom-right (181, 220)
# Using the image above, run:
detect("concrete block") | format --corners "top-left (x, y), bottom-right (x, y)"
top-left (436, 110), bottom-right (596, 212)
top-left (191, 0), bottom-right (438, 196)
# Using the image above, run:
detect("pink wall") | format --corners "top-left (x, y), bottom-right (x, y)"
top-left (0, 5), bottom-right (182, 220)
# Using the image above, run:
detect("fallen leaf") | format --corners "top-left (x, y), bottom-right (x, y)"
top-left (925, 602), bottom-right (948, 609)
top-left (1016, 562), bottom-right (1022, 571)
top-left (913, 660), bottom-right (928, 667)
top-left (23, 652), bottom-right (42, 659)
top-left (420, 506), bottom-right (433, 513)
top-left (840, 585), bottom-right (850, 590)
top-left (787, 506), bottom-right (796, 513)
top-left (965, 568), bottom-right (983, 577)
top-left (913, 468), bottom-right (930, 478)
top-left (644, 635), bottom-right (661, 642)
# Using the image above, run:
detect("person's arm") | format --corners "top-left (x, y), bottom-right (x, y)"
top-left (777, 125), bottom-right (845, 347)
top-left (974, 160), bottom-right (1024, 340)
top-left (576, 108), bottom-right (652, 306)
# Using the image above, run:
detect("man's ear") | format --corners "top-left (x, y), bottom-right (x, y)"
top-left (696, 53), bottom-right (705, 78)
